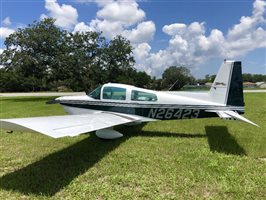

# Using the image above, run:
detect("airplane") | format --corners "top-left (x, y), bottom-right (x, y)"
top-left (0, 60), bottom-right (259, 140)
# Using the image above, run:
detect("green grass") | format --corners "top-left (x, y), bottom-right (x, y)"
top-left (0, 94), bottom-right (265, 199)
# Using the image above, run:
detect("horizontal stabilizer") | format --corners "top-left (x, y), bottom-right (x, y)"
top-left (206, 110), bottom-right (259, 127)
top-left (0, 112), bottom-right (140, 138)
top-left (216, 111), bottom-right (234, 120)
top-left (223, 111), bottom-right (259, 127)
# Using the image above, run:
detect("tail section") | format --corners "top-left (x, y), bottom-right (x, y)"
top-left (209, 60), bottom-right (244, 107)
top-left (208, 60), bottom-right (259, 126)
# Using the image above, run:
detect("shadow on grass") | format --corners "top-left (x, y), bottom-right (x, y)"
top-left (205, 126), bottom-right (246, 156)
top-left (118, 123), bottom-right (206, 139)
top-left (0, 134), bottom-right (127, 196)
top-left (120, 128), bottom-right (206, 139)
top-left (0, 125), bottom-right (245, 196)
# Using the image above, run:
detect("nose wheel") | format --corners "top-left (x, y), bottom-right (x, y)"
top-left (96, 127), bottom-right (123, 139)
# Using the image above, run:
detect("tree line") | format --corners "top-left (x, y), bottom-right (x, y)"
top-left (0, 18), bottom-right (138, 92)
top-left (197, 73), bottom-right (266, 84)
top-left (0, 18), bottom-right (195, 92)
top-left (0, 19), bottom-right (264, 93)
top-left (241, 73), bottom-right (266, 83)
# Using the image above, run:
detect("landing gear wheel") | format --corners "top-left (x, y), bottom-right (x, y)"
top-left (96, 128), bottom-right (123, 139)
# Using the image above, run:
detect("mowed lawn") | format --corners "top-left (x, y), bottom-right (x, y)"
top-left (0, 93), bottom-right (265, 199)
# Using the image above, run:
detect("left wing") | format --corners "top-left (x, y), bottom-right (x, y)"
top-left (0, 112), bottom-right (142, 138)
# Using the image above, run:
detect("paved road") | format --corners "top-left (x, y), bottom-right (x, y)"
top-left (0, 92), bottom-right (85, 97)
top-left (167, 90), bottom-right (266, 94)
top-left (243, 90), bottom-right (266, 93)
top-left (0, 90), bottom-right (265, 97)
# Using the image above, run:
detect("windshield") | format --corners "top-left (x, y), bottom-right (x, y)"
top-left (88, 85), bottom-right (102, 99)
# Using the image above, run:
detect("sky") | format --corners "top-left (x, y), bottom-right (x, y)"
top-left (0, 0), bottom-right (265, 78)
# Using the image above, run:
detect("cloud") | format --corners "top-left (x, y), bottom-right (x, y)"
top-left (73, 22), bottom-right (93, 33)
top-left (76, 0), bottom-right (113, 7)
top-left (162, 23), bottom-right (187, 36)
top-left (2, 17), bottom-right (11, 26)
top-left (135, 22), bottom-right (220, 76)
top-left (134, 0), bottom-right (266, 76)
top-left (122, 21), bottom-right (156, 43)
top-left (96, 0), bottom-right (145, 26)
top-left (0, 17), bottom-right (14, 39)
top-left (89, 19), bottom-right (124, 38)
top-left (73, 0), bottom-right (155, 44)
top-left (34, 0), bottom-right (264, 76)
top-left (225, 0), bottom-right (266, 57)
top-left (133, 43), bottom-right (152, 73)
top-left (42, 0), bottom-right (78, 30)
top-left (0, 27), bottom-right (15, 39)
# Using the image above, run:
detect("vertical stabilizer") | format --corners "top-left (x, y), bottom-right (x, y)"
top-left (209, 61), bottom-right (244, 106)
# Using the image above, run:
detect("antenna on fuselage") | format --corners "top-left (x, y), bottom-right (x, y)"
top-left (168, 79), bottom-right (179, 91)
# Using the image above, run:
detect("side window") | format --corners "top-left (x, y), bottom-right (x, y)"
top-left (103, 86), bottom-right (126, 100)
top-left (131, 90), bottom-right (157, 102)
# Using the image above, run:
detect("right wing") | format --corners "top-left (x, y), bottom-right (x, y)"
top-left (0, 112), bottom-right (142, 138)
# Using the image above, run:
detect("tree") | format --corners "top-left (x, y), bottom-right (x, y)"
top-left (242, 73), bottom-right (253, 82)
top-left (161, 66), bottom-right (194, 90)
top-left (63, 31), bottom-right (107, 91)
top-left (196, 74), bottom-right (216, 84)
top-left (133, 71), bottom-right (151, 88)
top-left (150, 76), bottom-right (162, 90)
top-left (102, 35), bottom-right (135, 83)
top-left (242, 73), bottom-right (266, 82)
top-left (0, 18), bottom-right (69, 91)
top-left (66, 34), bottom-right (136, 91)
top-left (210, 75), bottom-right (216, 82)
top-left (0, 19), bottom-right (137, 92)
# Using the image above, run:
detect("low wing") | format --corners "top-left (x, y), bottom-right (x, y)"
top-left (206, 110), bottom-right (259, 127)
top-left (0, 112), bottom-right (141, 138)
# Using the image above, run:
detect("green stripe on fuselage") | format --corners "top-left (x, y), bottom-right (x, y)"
top-left (61, 103), bottom-right (229, 120)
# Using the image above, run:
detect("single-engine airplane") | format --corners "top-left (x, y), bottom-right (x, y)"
top-left (0, 60), bottom-right (259, 139)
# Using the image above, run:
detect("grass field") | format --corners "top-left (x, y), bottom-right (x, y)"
top-left (0, 93), bottom-right (265, 199)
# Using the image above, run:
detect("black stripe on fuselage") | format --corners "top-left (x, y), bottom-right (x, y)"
top-left (59, 100), bottom-right (243, 110)
top-left (60, 101), bottom-right (244, 120)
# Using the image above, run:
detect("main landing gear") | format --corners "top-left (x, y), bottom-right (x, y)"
top-left (95, 127), bottom-right (123, 139)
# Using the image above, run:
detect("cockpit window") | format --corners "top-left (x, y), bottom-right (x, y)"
top-left (103, 86), bottom-right (126, 100)
top-left (131, 90), bottom-right (157, 102)
top-left (88, 85), bottom-right (102, 99)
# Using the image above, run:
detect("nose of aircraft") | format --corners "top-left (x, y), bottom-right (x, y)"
top-left (46, 97), bottom-right (61, 104)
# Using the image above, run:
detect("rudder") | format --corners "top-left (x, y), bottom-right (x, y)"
top-left (226, 61), bottom-right (244, 106)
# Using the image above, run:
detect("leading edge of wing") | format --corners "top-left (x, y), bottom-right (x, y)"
top-left (0, 112), bottom-right (140, 138)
